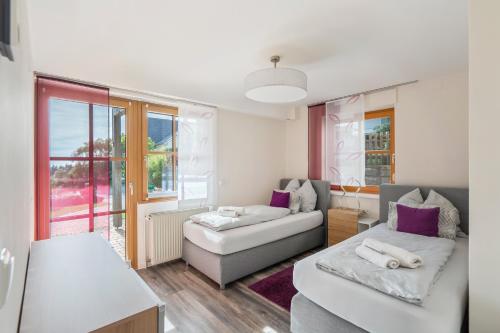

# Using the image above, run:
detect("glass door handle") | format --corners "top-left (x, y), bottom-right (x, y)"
top-left (129, 182), bottom-right (134, 196)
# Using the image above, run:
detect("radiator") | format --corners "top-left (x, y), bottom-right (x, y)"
top-left (145, 207), bottom-right (209, 266)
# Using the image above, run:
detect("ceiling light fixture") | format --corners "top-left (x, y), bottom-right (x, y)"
top-left (244, 55), bottom-right (307, 104)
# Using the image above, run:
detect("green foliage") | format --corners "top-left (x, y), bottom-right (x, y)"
top-left (373, 123), bottom-right (390, 133)
top-left (147, 155), bottom-right (166, 191)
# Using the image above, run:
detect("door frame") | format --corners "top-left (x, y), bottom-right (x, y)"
top-left (109, 97), bottom-right (139, 268)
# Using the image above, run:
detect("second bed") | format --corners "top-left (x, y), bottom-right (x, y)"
top-left (182, 178), bottom-right (331, 288)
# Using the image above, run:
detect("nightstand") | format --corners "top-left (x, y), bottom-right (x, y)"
top-left (328, 208), bottom-right (359, 246)
top-left (327, 208), bottom-right (379, 246)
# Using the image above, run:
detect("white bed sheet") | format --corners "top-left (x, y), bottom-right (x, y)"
top-left (183, 210), bottom-right (323, 255)
top-left (294, 224), bottom-right (468, 333)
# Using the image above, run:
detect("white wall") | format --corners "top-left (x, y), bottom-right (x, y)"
top-left (396, 72), bottom-right (468, 188)
top-left (217, 109), bottom-right (286, 205)
top-left (285, 71), bottom-right (468, 217)
top-left (469, 0), bottom-right (500, 331)
top-left (285, 106), bottom-right (308, 179)
top-left (0, 1), bottom-right (34, 332)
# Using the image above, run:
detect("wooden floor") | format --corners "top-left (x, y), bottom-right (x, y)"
top-left (138, 251), bottom-right (313, 333)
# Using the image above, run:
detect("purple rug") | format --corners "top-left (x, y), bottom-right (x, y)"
top-left (248, 266), bottom-right (297, 311)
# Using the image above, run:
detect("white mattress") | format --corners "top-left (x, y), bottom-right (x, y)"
top-left (183, 210), bottom-right (323, 255)
top-left (294, 224), bottom-right (468, 333)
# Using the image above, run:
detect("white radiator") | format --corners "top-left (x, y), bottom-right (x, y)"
top-left (145, 207), bottom-right (209, 266)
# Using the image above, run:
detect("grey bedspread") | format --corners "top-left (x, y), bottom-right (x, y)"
top-left (316, 224), bottom-right (455, 304)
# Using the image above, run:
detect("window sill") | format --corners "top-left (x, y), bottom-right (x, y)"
top-left (331, 190), bottom-right (379, 200)
top-left (139, 196), bottom-right (178, 204)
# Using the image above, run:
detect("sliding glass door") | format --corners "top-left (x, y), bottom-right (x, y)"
top-left (36, 78), bottom-right (128, 260)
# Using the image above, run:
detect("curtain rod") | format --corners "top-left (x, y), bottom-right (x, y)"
top-left (34, 72), bottom-right (218, 109)
top-left (308, 80), bottom-right (418, 107)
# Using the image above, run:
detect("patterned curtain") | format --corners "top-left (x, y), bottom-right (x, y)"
top-left (325, 95), bottom-right (366, 188)
top-left (177, 104), bottom-right (217, 208)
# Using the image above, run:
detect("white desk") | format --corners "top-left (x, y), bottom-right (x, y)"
top-left (20, 233), bottom-right (165, 333)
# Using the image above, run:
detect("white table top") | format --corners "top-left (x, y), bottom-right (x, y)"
top-left (358, 216), bottom-right (379, 226)
top-left (20, 233), bottom-right (163, 333)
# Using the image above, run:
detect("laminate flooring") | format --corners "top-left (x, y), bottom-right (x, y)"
top-left (138, 251), bottom-right (314, 333)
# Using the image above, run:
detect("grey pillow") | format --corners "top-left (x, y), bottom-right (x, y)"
top-left (424, 190), bottom-right (460, 239)
top-left (288, 191), bottom-right (301, 214)
top-left (387, 188), bottom-right (424, 230)
top-left (398, 188), bottom-right (424, 205)
top-left (284, 179), bottom-right (301, 192)
top-left (296, 180), bottom-right (317, 213)
top-left (278, 179), bottom-right (302, 214)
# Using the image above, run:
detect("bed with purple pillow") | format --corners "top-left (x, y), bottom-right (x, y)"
top-left (291, 184), bottom-right (469, 333)
top-left (182, 179), bottom-right (331, 289)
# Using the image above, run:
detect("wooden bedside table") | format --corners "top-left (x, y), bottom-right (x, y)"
top-left (328, 208), bottom-right (379, 246)
top-left (328, 208), bottom-right (359, 246)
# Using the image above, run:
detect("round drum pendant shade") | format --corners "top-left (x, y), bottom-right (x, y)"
top-left (244, 56), bottom-right (307, 103)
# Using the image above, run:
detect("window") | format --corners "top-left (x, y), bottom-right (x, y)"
top-left (362, 109), bottom-right (395, 192)
top-left (142, 103), bottom-right (178, 201)
top-left (35, 78), bottom-right (127, 258)
top-left (331, 108), bottom-right (394, 194)
top-left (322, 95), bottom-right (395, 194)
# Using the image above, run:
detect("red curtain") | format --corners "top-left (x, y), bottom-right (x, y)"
top-left (308, 104), bottom-right (325, 180)
top-left (35, 77), bottom-right (109, 240)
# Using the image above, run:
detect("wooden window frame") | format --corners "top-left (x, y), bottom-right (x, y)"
top-left (331, 108), bottom-right (395, 194)
top-left (140, 102), bottom-right (179, 203)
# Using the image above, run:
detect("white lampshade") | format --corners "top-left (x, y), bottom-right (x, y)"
top-left (244, 57), bottom-right (307, 104)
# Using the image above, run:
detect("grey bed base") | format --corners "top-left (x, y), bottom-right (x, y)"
top-left (291, 183), bottom-right (469, 333)
top-left (183, 226), bottom-right (324, 289)
top-left (291, 292), bottom-right (468, 333)
top-left (182, 178), bottom-right (331, 289)
top-left (291, 293), bottom-right (367, 333)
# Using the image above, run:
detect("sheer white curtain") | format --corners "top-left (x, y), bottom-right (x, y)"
top-left (177, 103), bottom-right (217, 208)
top-left (325, 94), bottom-right (366, 188)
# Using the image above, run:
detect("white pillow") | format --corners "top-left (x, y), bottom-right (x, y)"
top-left (296, 180), bottom-right (317, 213)
top-left (424, 190), bottom-right (460, 239)
top-left (387, 188), bottom-right (424, 230)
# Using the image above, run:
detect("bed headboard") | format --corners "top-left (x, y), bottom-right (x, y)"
top-left (379, 184), bottom-right (469, 234)
top-left (279, 179), bottom-right (331, 228)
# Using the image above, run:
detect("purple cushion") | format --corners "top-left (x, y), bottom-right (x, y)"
top-left (396, 204), bottom-right (440, 237)
top-left (270, 190), bottom-right (290, 208)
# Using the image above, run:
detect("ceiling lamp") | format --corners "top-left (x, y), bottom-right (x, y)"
top-left (245, 55), bottom-right (307, 103)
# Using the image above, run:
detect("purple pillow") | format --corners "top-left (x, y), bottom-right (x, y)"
top-left (396, 204), bottom-right (440, 237)
top-left (270, 190), bottom-right (290, 208)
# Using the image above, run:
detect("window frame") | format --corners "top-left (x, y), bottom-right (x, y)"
top-left (331, 108), bottom-right (395, 194)
top-left (140, 102), bottom-right (179, 202)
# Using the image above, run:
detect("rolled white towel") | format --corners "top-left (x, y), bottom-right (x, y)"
top-left (362, 238), bottom-right (423, 268)
top-left (355, 245), bottom-right (400, 269)
top-left (217, 206), bottom-right (246, 216)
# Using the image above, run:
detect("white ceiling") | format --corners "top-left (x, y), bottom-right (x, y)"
top-left (26, 0), bottom-right (467, 118)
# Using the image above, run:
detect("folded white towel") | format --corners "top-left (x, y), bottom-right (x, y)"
top-left (217, 206), bottom-right (246, 216)
top-left (218, 210), bottom-right (238, 218)
top-left (362, 238), bottom-right (423, 268)
top-left (355, 245), bottom-right (400, 269)
top-left (190, 212), bottom-right (233, 229)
